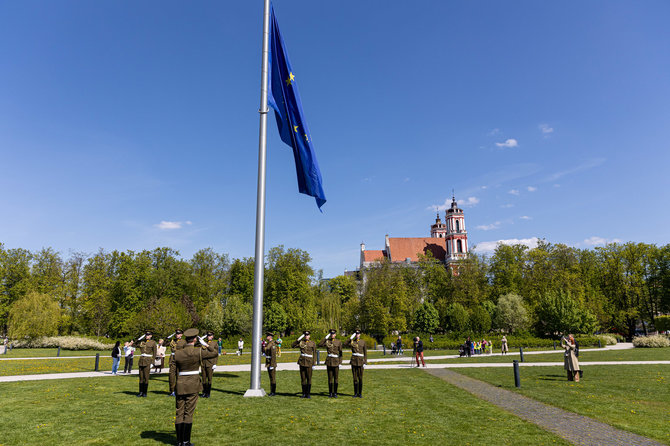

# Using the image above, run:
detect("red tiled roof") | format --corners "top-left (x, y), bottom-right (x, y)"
top-left (387, 238), bottom-right (446, 262)
top-left (363, 250), bottom-right (386, 262)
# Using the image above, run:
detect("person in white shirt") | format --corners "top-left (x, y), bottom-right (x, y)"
top-left (237, 338), bottom-right (244, 356)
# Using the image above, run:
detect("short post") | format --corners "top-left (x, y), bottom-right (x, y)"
top-left (513, 360), bottom-right (521, 388)
top-left (553, 341), bottom-right (556, 350)
top-left (519, 347), bottom-right (525, 363)
top-left (57, 346), bottom-right (61, 357)
top-left (598, 340), bottom-right (602, 348)
top-left (316, 350), bottom-right (320, 365)
top-left (94, 353), bottom-right (100, 372)
top-left (383, 344), bottom-right (386, 356)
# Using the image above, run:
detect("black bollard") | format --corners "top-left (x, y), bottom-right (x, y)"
top-left (57, 346), bottom-right (61, 357)
top-left (316, 350), bottom-right (320, 365)
top-left (513, 360), bottom-right (521, 388)
top-left (95, 353), bottom-right (100, 371)
top-left (383, 344), bottom-right (386, 356)
top-left (553, 341), bottom-right (556, 350)
top-left (598, 340), bottom-right (602, 348)
top-left (519, 347), bottom-right (525, 363)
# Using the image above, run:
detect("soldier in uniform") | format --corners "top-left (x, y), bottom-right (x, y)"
top-left (318, 329), bottom-right (342, 398)
top-left (175, 328), bottom-right (218, 446)
top-left (200, 331), bottom-right (218, 398)
top-left (344, 329), bottom-right (367, 398)
top-left (137, 331), bottom-right (157, 397)
top-left (264, 331), bottom-right (277, 396)
top-left (292, 330), bottom-right (316, 398)
top-left (168, 329), bottom-right (185, 397)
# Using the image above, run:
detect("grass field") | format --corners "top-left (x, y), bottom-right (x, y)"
top-left (0, 369), bottom-right (570, 446)
top-left (455, 365), bottom-right (670, 445)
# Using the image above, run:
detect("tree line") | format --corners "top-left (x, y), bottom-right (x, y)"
top-left (1, 240), bottom-right (669, 340)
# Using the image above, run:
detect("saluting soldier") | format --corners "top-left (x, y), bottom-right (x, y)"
top-left (174, 328), bottom-right (218, 446)
top-left (318, 329), bottom-right (342, 398)
top-left (137, 331), bottom-right (157, 397)
top-left (292, 330), bottom-right (316, 398)
top-left (200, 331), bottom-right (218, 398)
top-left (264, 331), bottom-right (278, 396)
top-left (168, 329), bottom-right (185, 397)
top-left (344, 329), bottom-right (367, 398)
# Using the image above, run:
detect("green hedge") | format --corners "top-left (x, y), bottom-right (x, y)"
top-left (380, 333), bottom-right (613, 350)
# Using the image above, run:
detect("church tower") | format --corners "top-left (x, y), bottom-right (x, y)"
top-left (430, 213), bottom-right (447, 238)
top-left (445, 196), bottom-right (468, 263)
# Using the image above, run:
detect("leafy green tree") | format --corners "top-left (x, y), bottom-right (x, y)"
top-left (655, 315), bottom-right (670, 332)
top-left (469, 306), bottom-right (492, 333)
top-left (190, 248), bottom-right (229, 312)
top-left (327, 275), bottom-right (358, 303)
top-left (488, 244), bottom-right (528, 299)
top-left (413, 301), bottom-right (439, 333)
top-left (0, 248), bottom-right (33, 332)
top-left (227, 257), bottom-right (255, 302)
top-left (445, 303), bottom-right (469, 332)
top-left (495, 293), bottom-right (529, 333)
top-left (359, 261), bottom-right (411, 334)
top-left (264, 300), bottom-right (288, 334)
top-left (61, 251), bottom-right (87, 334)
top-left (535, 290), bottom-right (599, 335)
top-left (450, 253), bottom-right (490, 306)
top-left (8, 291), bottom-right (60, 338)
top-left (264, 246), bottom-right (316, 332)
top-left (126, 296), bottom-right (191, 338)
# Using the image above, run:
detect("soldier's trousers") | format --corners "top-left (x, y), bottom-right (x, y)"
top-left (168, 356), bottom-right (177, 392)
top-left (175, 393), bottom-right (198, 424)
top-left (351, 365), bottom-right (364, 384)
top-left (299, 365), bottom-right (312, 385)
top-left (202, 366), bottom-right (214, 386)
top-left (327, 365), bottom-right (339, 384)
top-left (139, 365), bottom-right (151, 384)
top-left (267, 367), bottom-right (276, 385)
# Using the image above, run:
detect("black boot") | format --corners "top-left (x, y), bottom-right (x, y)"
top-left (175, 423), bottom-right (182, 446)
top-left (333, 382), bottom-right (338, 398)
top-left (183, 423), bottom-right (193, 446)
top-left (300, 384), bottom-right (306, 398)
top-left (358, 380), bottom-right (363, 398)
top-left (353, 382), bottom-right (358, 397)
top-left (143, 383), bottom-right (148, 397)
top-left (137, 382), bottom-right (143, 397)
top-left (306, 384), bottom-right (311, 399)
top-left (328, 383), bottom-right (333, 398)
top-left (269, 384), bottom-right (276, 396)
top-left (201, 384), bottom-right (207, 398)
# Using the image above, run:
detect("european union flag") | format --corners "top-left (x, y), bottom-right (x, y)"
top-left (268, 4), bottom-right (326, 210)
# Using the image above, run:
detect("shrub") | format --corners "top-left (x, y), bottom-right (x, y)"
top-left (598, 334), bottom-right (618, 345)
top-left (632, 335), bottom-right (670, 348)
top-left (10, 336), bottom-right (115, 350)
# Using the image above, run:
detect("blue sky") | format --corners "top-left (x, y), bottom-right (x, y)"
top-left (2, 1), bottom-right (669, 277)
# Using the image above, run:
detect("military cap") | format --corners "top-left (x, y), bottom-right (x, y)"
top-left (303, 330), bottom-right (311, 336)
top-left (184, 328), bottom-right (199, 339)
top-left (145, 330), bottom-right (153, 336)
top-left (355, 329), bottom-right (361, 334)
top-left (175, 329), bottom-right (183, 335)
top-left (266, 331), bottom-right (274, 337)
top-left (206, 331), bottom-right (214, 336)
top-left (329, 329), bottom-right (336, 334)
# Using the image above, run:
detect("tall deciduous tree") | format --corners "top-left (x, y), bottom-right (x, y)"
top-left (495, 293), bottom-right (529, 333)
top-left (8, 291), bottom-right (60, 338)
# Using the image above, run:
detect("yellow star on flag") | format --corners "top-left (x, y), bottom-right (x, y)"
top-left (294, 126), bottom-right (299, 133)
top-left (285, 72), bottom-right (295, 86)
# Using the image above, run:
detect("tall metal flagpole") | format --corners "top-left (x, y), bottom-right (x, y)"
top-left (244, 0), bottom-right (271, 398)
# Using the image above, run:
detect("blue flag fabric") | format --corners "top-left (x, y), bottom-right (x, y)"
top-left (268, 4), bottom-right (326, 209)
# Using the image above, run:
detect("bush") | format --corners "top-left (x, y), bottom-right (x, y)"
top-left (632, 334), bottom-right (670, 348)
top-left (9, 336), bottom-right (115, 350)
top-left (598, 334), bottom-right (618, 345)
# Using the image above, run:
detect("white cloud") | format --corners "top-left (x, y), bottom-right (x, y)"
top-left (476, 222), bottom-right (501, 231)
top-left (539, 124), bottom-right (554, 134)
top-left (527, 186), bottom-right (537, 192)
top-left (495, 138), bottom-right (518, 148)
top-left (155, 220), bottom-right (192, 230)
top-left (519, 215), bottom-right (532, 220)
top-left (473, 237), bottom-right (540, 255)
top-left (508, 189), bottom-right (520, 196)
top-left (583, 236), bottom-right (623, 246)
top-left (430, 196), bottom-right (479, 211)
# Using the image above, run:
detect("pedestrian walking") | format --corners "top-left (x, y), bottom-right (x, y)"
top-left (123, 340), bottom-right (135, 373)
top-left (292, 330), bottom-right (316, 398)
top-left (501, 335), bottom-right (508, 355)
top-left (318, 329), bottom-right (343, 398)
top-left (153, 339), bottom-right (166, 373)
top-left (237, 338), bottom-right (244, 356)
top-left (396, 336), bottom-right (403, 355)
top-left (414, 336), bottom-right (426, 367)
top-left (344, 330), bottom-right (367, 398)
top-left (111, 341), bottom-right (121, 375)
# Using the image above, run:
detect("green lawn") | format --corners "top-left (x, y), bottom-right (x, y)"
top-left (0, 369), bottom-right (570, 445)
top-left (1, 347), bottom-right (109, 357)
top-left (456, 364), bottom-right (670, 445)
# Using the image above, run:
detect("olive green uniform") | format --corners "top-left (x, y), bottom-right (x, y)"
top-left (137, 339), bottom-right (157, 396)
top-left (292, 338), bottom-right (316, 398)
top-left (318, 337), bottom-right (342, 397)
top-left (200, 340), bottom-right (218, 398)
top-left (265, 339), bottom-right (277, 395)
top-left (168, 338), bottom-right (186, 394)
top-left (175, 342), bottom-right (218, 444)
top-left (344, 337), bottom-right (367, 397)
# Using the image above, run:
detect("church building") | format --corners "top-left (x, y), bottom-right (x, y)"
top-left (359, 197), bottom-right (469, 270)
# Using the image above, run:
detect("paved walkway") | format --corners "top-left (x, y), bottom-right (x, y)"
top-left (427, 368), bottom-right (665, 446)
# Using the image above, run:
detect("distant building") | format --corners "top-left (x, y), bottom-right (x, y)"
top-left (359, 196), bottom-right (469, 271)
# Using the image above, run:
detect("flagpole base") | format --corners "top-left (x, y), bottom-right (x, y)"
top-left (244, 388), bottom-right (267, 398)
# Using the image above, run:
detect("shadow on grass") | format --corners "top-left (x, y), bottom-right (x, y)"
top-left (140, 430), bottom-right (174, 445)
top-left (538, 374), bottom-right (566, 381)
